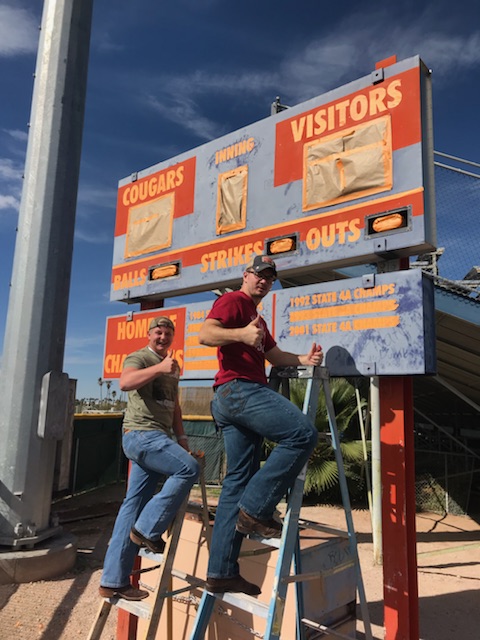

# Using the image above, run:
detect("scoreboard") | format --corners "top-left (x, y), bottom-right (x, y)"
top-left (110, 55), bottom-right (435, 303)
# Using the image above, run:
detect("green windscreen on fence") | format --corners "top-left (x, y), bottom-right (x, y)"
top-left (184, 420), bottom-right (225, 485)
top-left (68, 415), bottom-right (225, 495)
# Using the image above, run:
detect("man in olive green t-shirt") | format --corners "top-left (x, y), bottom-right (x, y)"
top-left (99, 316), bottom-right (199, 601)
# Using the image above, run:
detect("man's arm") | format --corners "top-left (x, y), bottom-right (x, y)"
top-left (266, 343), bottom-right (324, 368)
top-left (119, 351), bottom-right (178, 391)
top-left (199, 317), bottom-right (264, 348)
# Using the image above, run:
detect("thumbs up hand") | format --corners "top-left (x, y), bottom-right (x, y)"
top-left (243, 315), bottom-right (264, 348)
top-left (304, 343), bottom-right (323, 366)
top-left (158, 350), bottom-right (178, 374)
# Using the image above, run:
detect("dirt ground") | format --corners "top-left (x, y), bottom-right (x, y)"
top-left (0, 483), bottom-right (479, 640)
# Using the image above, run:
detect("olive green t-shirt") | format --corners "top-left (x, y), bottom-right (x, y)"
top-left (122, 347), bottom-right (179, 434)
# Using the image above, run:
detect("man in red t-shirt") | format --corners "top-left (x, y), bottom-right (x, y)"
top-left (199, 255), bottom-right (323, 596)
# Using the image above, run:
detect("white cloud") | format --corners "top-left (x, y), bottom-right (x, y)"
top-left (0, 157), bottom-right (23, 181)
top-left (166, 69), bottom-right (278, 97)
top-left (4, 129), bottom-right (28, 142)
top-left (141, 68), bottom-right (280, 140)
top-left (139, 7), bottom-right (480, 137)
top-left (0, 193), bottom-right (19, 210)
top-left (145, 93), bottom-right (223, 142)
top-left (280, 10), bottom-right (480, 102)
top-left (0, 5), bottom-right (39, 56)
top-left (0, 158), bottom-right (23, 212)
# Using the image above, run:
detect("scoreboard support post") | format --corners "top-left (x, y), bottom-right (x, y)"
top-left (380, 376), bottom-right (420, 640)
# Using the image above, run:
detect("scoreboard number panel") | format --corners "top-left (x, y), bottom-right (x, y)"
top-left (104, 270), bottom-right (435, 380)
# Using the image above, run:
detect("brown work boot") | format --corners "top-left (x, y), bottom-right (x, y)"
top-left (130, 527), bottom-right (166, 554)
top-left (236, 509), bottom-right (282, 538)
top-left (205, 575), bottom-right (261, 596)
top-left (99, 584), bottom-right (149, 600)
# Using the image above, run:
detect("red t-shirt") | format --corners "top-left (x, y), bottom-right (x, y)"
top-left (207, 290), bottom-right (276, 386)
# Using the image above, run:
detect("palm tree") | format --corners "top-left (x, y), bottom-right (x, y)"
top-left (105, 380), bottom-right (112, 402)
top-left (267, 377), bottom-right (369, 504)
top-left (98, 377), bottom-right (103, 402)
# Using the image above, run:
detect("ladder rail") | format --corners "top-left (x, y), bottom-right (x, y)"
top-left (293, 534), bottom-right (306, 640)
top-left (87, 453), bottom-right (211, 640)
top-left (86, 600), bottom-right (113, 640)
top-left (322, 375), bottom-right (373, 640)
top-left (188, 589), bottom-right (216, 639)
top-left (264, 468), bottom-right (308, 639)
top-left (146, 454), bottom-right (211, 640)
top-left (264, 376), bottom-right (320, 640)
top-left (144, 492), bottom-right (190, 640)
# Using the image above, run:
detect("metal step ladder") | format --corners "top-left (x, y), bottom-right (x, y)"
top-left (190, 366), bottom-right (372, 640)
top-left (87, 454), bottom-right (211, 640)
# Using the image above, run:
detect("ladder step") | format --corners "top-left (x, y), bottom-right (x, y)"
top-left (282, 559), bottom-right (355, 585)
top-left (298, 518), bottom-right (349, 538)
top-left (104, 597), bottom-right (152, 619)
top-left (207, 590), bottom-right (270, 619)
top-left (240, 532), bottom-right (282, 548)
top-left (136, 549), bottom-right (205, 589)
top-left (171, 568), bottom-right (205, 589)
top-left (138, 547), bottom-right (165, 561)
top-left (98, 544), bottom-right (208, 625)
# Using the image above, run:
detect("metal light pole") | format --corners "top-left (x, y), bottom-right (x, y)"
top-left (0, 0), bottom-right (93, 547)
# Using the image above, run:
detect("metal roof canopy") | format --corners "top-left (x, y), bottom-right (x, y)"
top-left (421, 285), bottom-right (480, 415)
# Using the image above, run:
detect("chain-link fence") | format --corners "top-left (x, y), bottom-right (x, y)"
top-left (412, 155), bottom-right (480, 298)
top-left (415, 449), bottom-right (479, 515)
top-left (179, 386), bottom-right (226, 485)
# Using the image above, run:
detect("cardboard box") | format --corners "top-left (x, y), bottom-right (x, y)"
top-left (136, 513), bottom-right (356, 639)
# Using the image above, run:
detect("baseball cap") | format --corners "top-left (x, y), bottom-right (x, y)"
top-left (245, 255), bottom-right (277, 276)
top-left (149, 316), bottom-right (175, 331)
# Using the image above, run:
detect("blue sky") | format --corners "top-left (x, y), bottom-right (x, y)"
top-left (0, 0), bottom-right (479, 399)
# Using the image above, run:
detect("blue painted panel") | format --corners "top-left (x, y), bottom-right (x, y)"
top-left (273, 269), bottom-right (435, 376)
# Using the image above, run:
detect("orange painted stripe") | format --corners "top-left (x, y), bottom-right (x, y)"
top-left (112, 189), bottom-right (424, 280)
top-left (290, 299), bottom-right (398, 321)
top-left (353, 316), bottom-right (400, 330)
top-left (184, 360), bottom-right (218, 371)
top-left (185, 346), bottom-right (217, 358)
top-left (186, 322), bottom-right (204, 333)
top-left (376, 55), bottom-right (397, 69)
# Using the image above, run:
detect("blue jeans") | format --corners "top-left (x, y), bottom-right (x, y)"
top-left (207, 379), bottom-right (318, 579)
top-left (101, 430), bottom-right (199, 589)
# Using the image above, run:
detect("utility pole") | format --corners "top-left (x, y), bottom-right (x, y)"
top-left (0, 0), bottom-right (93, 548)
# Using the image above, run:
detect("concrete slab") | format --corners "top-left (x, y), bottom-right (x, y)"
top-left (0, 532), bottom-right (77, 584)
